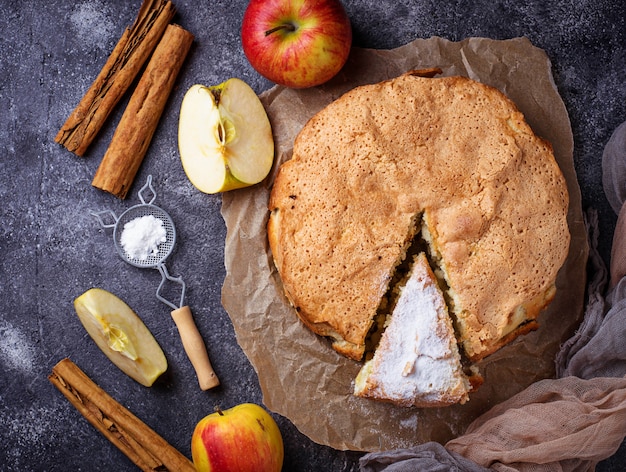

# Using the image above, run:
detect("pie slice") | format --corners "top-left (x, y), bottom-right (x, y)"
top-left (354, 253), bottom-right (474, 407)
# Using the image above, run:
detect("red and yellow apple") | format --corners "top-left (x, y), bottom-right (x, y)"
top-left (241, 0), bottom-right (352, 88)
top-left (191, 403), bottom-right (284, 472)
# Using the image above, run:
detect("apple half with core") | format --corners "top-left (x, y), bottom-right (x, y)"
top-left (74, 288), bottom-right (167, 387)
top-left (178, 78), bottom-right (274, 194)
top-left (191, 403), bottom-right (284, 472)
top-left (241, 0), bottom-right (352, 88)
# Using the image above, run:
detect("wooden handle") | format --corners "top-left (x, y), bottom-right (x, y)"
top-left (170, 306), bottom-right (220, 390)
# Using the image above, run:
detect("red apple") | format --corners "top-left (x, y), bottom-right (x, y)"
top-left (191, 403), bottom-right (284, 472)
top-left (241, 0), bottom-right (352, 89)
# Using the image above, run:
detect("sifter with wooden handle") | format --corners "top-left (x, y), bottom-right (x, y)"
top-left (91, 175), bottom-right (219, 390)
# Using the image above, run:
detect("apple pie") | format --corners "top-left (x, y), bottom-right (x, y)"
top-left (267, 71), bottom-right (570, 406)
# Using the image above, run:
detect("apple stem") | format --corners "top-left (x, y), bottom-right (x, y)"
top-left (214, 405), bottom-right (224, 416)
top-left (264, 23), bottom-right (296, 36)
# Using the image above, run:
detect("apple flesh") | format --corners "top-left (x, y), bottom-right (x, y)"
top-left (74, 288), bottom-right (167, 387)
top-left (241, 0), bottom-right (352, 88)
top-left (191, 403), bottom-right (284, 472)
top-left (178, 78), bottom-right (274, 194)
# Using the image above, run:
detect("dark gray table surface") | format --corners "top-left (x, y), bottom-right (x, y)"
top-left (2, 1), bottom-right (625, 470)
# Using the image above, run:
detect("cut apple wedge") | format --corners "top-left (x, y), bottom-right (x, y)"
top-left (178, 78), bottom-right (274, 194)
top-left (74, 288), bottom-right (167, 387)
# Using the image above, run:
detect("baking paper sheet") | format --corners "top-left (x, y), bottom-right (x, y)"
top-left (221, 36), bottom-right (588, 451)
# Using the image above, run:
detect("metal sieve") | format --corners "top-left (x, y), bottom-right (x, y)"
top-left (91, 175), bottom-right (219, 390)
top-left (92, 175), bottom-right (183, 309)
top-left (113, 191), bottom-right (176, 270)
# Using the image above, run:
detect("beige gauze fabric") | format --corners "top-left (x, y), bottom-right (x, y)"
top-left (445, 376), bottom-right (626, 471)
top-left (360, 121), bottom-right (626, 472)
top-left (603, 121), bottom-right (626, 287)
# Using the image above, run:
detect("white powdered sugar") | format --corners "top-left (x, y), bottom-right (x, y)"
top-left (0, 321), bottom-right (36, 374)
top-left (120, 215), bottom-right (167, 260)
top-left (69, 2), bottom-right (116, 48)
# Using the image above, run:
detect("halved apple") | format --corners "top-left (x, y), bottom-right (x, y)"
top-left (74, 288), bottom-right (167, 387)
top-left (178, 78), bottom-right (274, 194)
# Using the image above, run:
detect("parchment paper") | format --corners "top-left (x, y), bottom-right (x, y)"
top-left (220, 36), bottom-right (588, 452)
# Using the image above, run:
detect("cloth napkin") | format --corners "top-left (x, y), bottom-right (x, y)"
top-left (360, 121), bottom-right (626, 472)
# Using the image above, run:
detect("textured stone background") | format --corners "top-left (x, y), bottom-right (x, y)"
top-left (1, 0), bottom-right (625, 470)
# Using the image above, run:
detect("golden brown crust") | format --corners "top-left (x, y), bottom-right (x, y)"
top-left (268, 73), bottom-right (570, 363)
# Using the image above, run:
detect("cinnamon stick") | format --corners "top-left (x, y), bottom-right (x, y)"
top-left (48, 358), bottom-right (195, 472)
top-left (55, 0), bottom-right (175, 156)
top-left (92, 24), bottom-right (194, 199)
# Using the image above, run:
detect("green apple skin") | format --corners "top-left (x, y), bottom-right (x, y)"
top-left (191, 403), bottom-right (284, 472)
top-left (178, 79), bottom-right (274, 194)
top-left (241, 0), bottom-right (352, 89)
